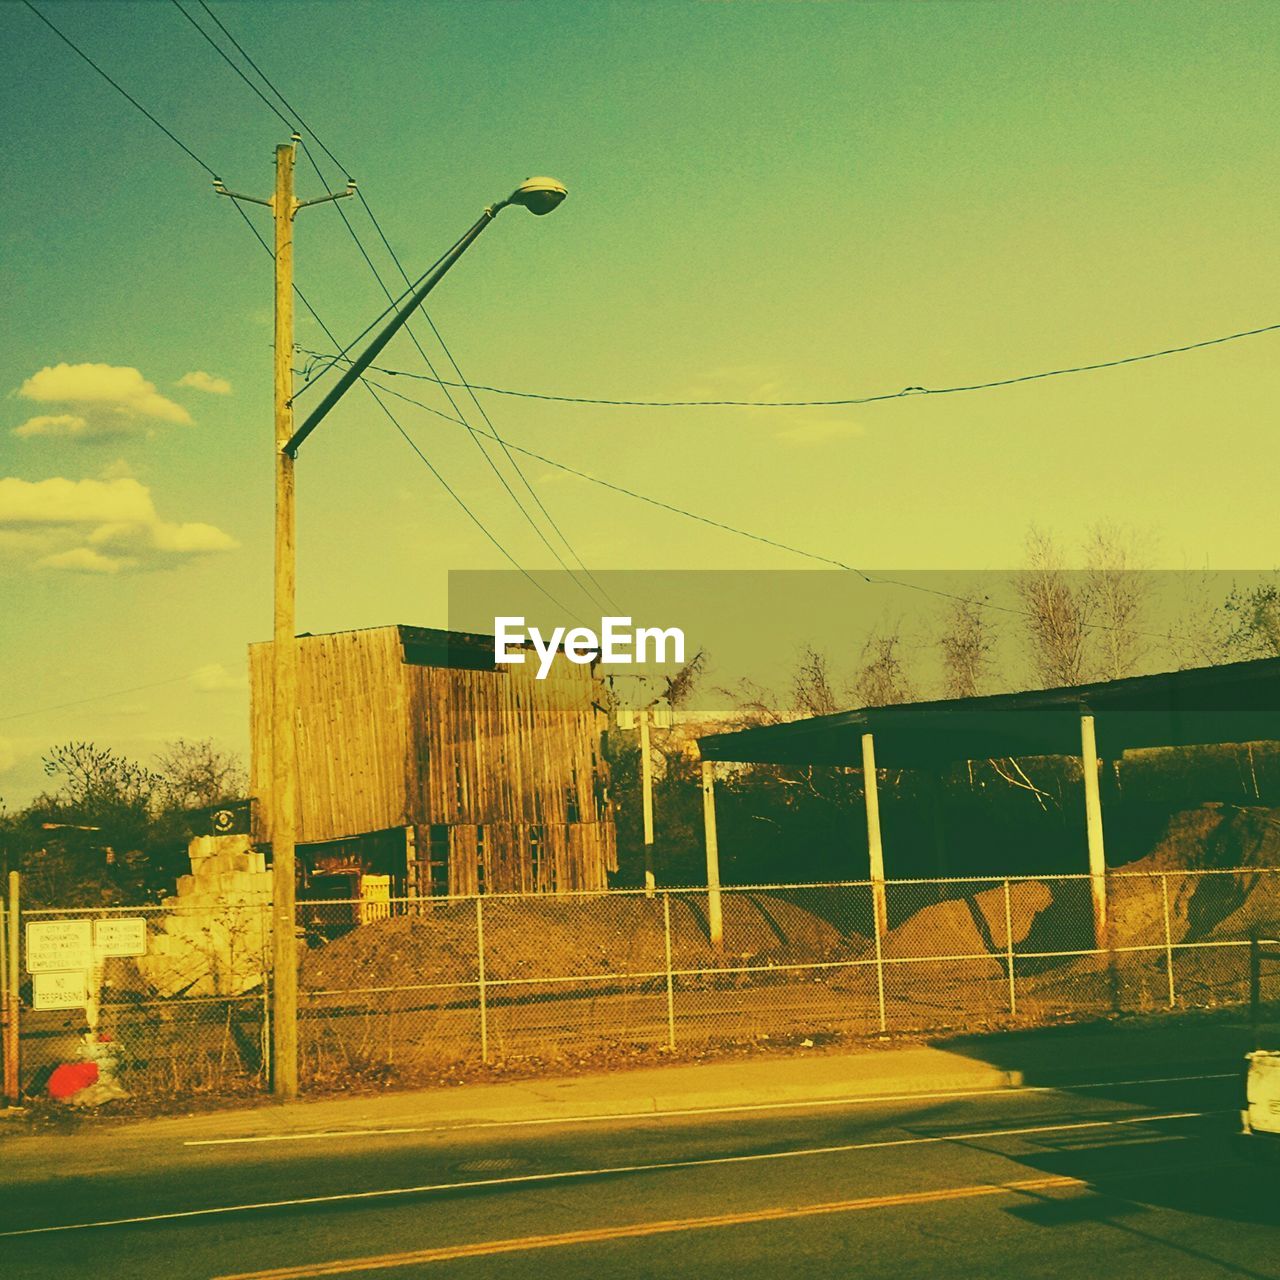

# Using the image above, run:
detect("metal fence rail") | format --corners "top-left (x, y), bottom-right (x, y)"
top-left (8, 867), bottom-right (1280, 1100)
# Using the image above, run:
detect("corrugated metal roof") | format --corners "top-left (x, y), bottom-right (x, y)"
top-left (697, 656), bottom-right (1280, 767)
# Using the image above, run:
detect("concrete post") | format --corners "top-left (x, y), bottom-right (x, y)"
top-left (700, 759), bottom-right (723, 951)
top-left (1081, 714), bottom-right (1108, 949)
top-left (862, 733), bottom-right (888, 940)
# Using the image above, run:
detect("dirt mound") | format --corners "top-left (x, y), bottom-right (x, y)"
top-left (301, 891), bottom-right (850, 992)
top-left (1110, 805), bottom-right (1280, 947)
top-left (1127, 804), bottom-right (1280, 874)
top-left (883, 880), bottom-right (1053, 973)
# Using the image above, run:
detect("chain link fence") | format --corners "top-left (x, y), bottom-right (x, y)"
top-left (8, 867), bottom-right (1280, 1099)
top-left (14, 901), bottom-right (271, 1100)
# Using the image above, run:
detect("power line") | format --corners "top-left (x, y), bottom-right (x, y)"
top-left (304, 319), bottom-right (1280, 410)
top-left (187, 0), bottom-right (615, 614)
top-left (21, 0), bottom-right (220, 178)
top-left (364, 376), bottom-right (1189, 645)
top-left (21, 1), bottom-right (576, 625)
top-left (169, 0), bottom-right (297, 134)
top-left (0, 665), bottom-right (244, 724)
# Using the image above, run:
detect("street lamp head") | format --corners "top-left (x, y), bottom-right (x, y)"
top-left (508, 176), bottom-right (568, 216)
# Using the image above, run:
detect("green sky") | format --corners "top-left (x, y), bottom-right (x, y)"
top-left (3, 0), bottom-right (1278, 805)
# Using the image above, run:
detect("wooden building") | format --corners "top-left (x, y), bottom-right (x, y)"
top-left (249, 625), bottom-right (615, 897)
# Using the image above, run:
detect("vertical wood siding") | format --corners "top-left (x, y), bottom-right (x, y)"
top-left (250, 626), bottom-right (615, 893)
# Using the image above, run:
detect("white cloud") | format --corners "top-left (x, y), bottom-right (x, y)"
top-left (13, 362), bottom-right (192, 441)
top-left (90, 518), bottom-right (238, 555)
top-left (177, 370), bottom-right (232, 396)
top-left (100, 459), bottom-right (134, 480)
top-left (37, 546), bottom-right (135, 574)
top-left (0, 476), bottom-right (237, 573)
top-left (0, 476), bottom-right (157, 525)
top-left (774, 419), bottom-right (866, 446)
top-left (191, 662), bottom-right (248, 693)
top-left (150, 521), bottom-right (238, 553)
top-left (12, 413), bottom-right (93, 440)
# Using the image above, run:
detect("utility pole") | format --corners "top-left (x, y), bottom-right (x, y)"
top-left (216, 139), bottom-right (353, 1099)
top-left (216, 152), bottom-right (564, 1099)
top-left (271, 139), bottom-right (300, 1100)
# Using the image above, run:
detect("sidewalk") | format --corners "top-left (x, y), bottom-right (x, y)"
top-left (1, 1012), bottom-right (1252, 1155)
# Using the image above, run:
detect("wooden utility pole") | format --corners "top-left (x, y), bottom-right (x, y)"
top-left (271, 139), bottom-right (300, 1099)
top-left (216, 150), bottom-right (560, 1097)
top-left (639, 705), bottom-right (655, 896)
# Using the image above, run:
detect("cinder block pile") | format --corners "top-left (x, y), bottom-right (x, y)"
top-left (136, 834), bottom-right (273, 997)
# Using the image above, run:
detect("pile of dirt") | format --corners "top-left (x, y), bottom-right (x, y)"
top-left (301, 891), bottom-right (853, 992)
top-left (882, 880), bottom-right (1054, 975)
top-left (1109, 805), bottom-right (1280, 948)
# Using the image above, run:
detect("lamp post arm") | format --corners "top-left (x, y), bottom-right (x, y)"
top-left (284, 202), bottom-right (506, 456)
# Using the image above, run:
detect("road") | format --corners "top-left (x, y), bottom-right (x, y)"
top-left (1, 1073), bottom-right (1276, 1278)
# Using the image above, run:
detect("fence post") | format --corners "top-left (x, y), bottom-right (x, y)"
top-left (663, 892), bottom-right (676, 1050)
top-left (6, 872), bottom-right (18, 1104)
top-left (0, 896), bottom-right (9, 1107)
top-left (1158, 873), bottom-right (1176, 1008)
top-left (700, 759), bottom-right (724, 952)
top-left (871, 883), bottom-right (887, 1033)
top-left (1003, 878), bottom-right (1017, 1018)
top-left (475, 896), bottom-right (489, 1064)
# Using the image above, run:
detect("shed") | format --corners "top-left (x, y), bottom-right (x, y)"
top-left (249, 625), bottom-right (615, 897)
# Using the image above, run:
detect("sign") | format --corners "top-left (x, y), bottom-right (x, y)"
top-left (25, 919), bottom-right (93, 974)
top-left (190, 800), bottom-right (253, 837)
top-left (32, 970), bottom-right (87, 1010)
top-left (94, 917), bottom-right (147, 959)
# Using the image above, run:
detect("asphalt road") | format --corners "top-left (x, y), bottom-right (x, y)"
top-left (2, 1074), bottom-right (1277, 1279)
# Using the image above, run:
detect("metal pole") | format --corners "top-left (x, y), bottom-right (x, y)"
top-left (1161, 873), bottom-right (1176, 1008)
top-left (285, 209), bottom-right (499, 457)
top-left (6, 872), bottom-right (18, 1102)
top-left (0, 896), bottom-right (9, 1106)
top-left (663, 892), bottom-right (676, 1050)
top-left (1003, 878), bottom-right (1017, 1018)
top-left (640, 706), bottom-right (655, 896)
top-left (861, 733), bottom-right (888, 940)
top-left (476, 896), bottom-right (489, 1063)
top-left (271, 139), bottom-right (300, 1100)
top-left (871, 882), bottom-right (887, 1034)
top-left (700, 759), bottom-right (723, 951)
top-left (1080, 714), bottom-right (1108, 949)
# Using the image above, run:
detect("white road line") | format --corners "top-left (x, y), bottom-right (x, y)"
top-left (0, 1108), bottom-right (1225, 1239)
top-left (180, 1072), bottom-right (1235, 1148)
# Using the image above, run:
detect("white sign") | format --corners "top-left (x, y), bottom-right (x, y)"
top-left (94, 917), bottom-right (147, 959)
top-left (25, 919), bottom-right (93, 974)
top-left (32, 970), bottom-right (87, 1010)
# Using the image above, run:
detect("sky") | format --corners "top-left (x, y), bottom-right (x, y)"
top-left (2, 0), bottom-right (1278, 807)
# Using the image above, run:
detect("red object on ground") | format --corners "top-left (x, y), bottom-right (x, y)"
top-left (47, 1060), bottom-right (99, 1100)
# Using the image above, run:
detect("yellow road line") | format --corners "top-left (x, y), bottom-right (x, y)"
top-left (213, 1174), bottom-right (1082, 1279)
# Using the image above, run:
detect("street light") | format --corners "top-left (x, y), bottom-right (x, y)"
top-left (218, 140), bottom-right (567, 1098)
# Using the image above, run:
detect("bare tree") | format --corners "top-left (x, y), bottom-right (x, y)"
top-left (937, 597), bottom-right (994, 698)
top-left (1217, 574), bottom-right (1280, 660)
top-left (1013, 528), bottom-right (1089, 687)
top-left (43, 742), bottom-right (158, 815)
top-left (152, 738), bottom-right (247, 813)
top-left (852, 626), bottom-right (917, 707)
top-left (1083, 524), bottom-right (1152, 680)
top-left (791, 645), bottom-right (841, 717)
